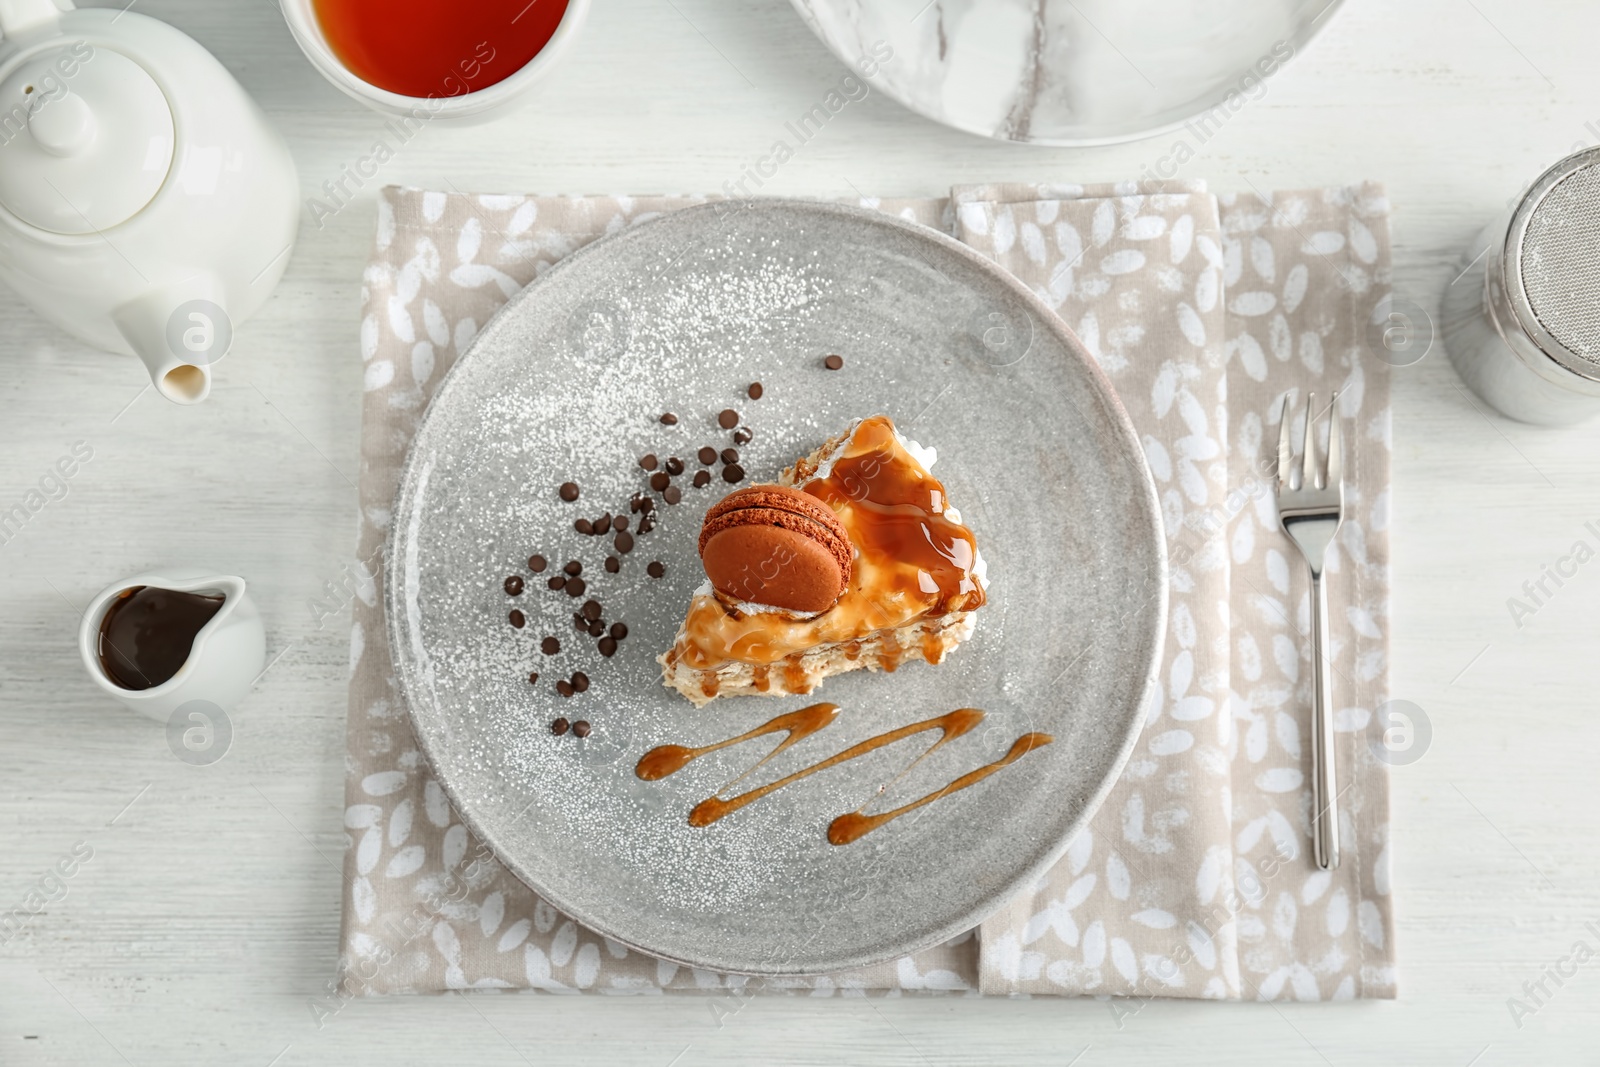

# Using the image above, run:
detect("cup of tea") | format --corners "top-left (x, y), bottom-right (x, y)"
top-left (278, 0), bottom-right (589, 123)
top-left (77, 569), bottom-right (266, 723)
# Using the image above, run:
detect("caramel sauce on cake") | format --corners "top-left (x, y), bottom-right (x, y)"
top-left (674, 416), bottom-right (985, 672)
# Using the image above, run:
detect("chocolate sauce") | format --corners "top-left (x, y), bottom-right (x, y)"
top-left (97, 586), bottom-right (225, 691)
top-left (636, 703), bottom-right (1053, 845)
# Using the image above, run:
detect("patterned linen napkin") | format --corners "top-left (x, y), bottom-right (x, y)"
top-left (959, 182), bottom-right (1397, 1001)
top-left (335, 182), bottom-right (1395, 1001)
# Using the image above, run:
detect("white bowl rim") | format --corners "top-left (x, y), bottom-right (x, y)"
top-left (277, 0), bottom-right (590, 116)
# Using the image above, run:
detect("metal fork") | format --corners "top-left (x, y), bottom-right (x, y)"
top-left (1275, 392), bottom-right (1345, 872)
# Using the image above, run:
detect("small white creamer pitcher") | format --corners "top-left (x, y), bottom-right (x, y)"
top-left (77, 568), bottom-right (266, 723)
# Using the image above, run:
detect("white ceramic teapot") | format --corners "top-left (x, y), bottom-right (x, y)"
top-left (0, 0), bottom-right (299, 403)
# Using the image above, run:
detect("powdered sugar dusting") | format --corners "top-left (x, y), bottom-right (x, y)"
top-left (386, 201), bottom-right (1161, 972)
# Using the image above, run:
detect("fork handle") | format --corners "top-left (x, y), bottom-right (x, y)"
top-left (1310, 568), bottom-right (1340, 871)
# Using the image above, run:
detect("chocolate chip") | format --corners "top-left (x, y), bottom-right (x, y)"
top-left (587, 619), bottom-right (605, 637)
top-left (604, 555), bottom-right (620, 573)
top-left (541, 636), bottom-right (560, 655)
top-left (582, 600), bottom-right (602, 621)
top-left (566, 577), bottom-right (586, 597)
top-left (660, 412), bottom-right (679, 425)
top-left (610, 622), bottom-right (628, 640)
top-left (575, 614), bottom-right (590, 632)
top-left (747, 382), bottom-right (763, 399)
top-left (559, 481), bottom-right (580, 501)
top-left (548, 575), bottom-right (567, 591)
top-left (504, 575), bottom-right (524, 596)
top-left (720, 447), bottom-right (739, 464)
top-left (733, 426), bottom-right (753, 445)
top-left (573, 720), bottom-right (592, 738)
top-left (529, 555), bottom-right (547, 572)
top-left (823, 354), bottom-right (844, 370)
top-left (698, 446), bottom-right (717, 465)
top-left (557, 680), bottom-right (575, 697)
top-left (564, 560), bottom-right (582, 576)
top-left (639, 453), bottom-right (658, 471)
top-left (647, 561), bottom-right (665, 579)
top-left (594, 513), bottom-right (612, 535)
top-left (613, 515), bottom-right (629, 532)
top-left (629, 493), bottom-right (647, 514)
top-left (509, 610), bottom-right (526, 628)
top-left (663, 485), bottom-right (682, 505)
top-left (722, 463), bottom-right (745, 483)
top-left (598, 636), bottom-right (618, 657)
top-left (649, 472), bottom-right (669, 492)
top-left (718, 409), bottom-right (739, 429)
top-left (571, 672), bottom-right (590, 693)
top-left (614, 531), bottom-right (634, 554)
top-left (575, 518), bottom-right (593, 535)
top-left (638, 514), bottom-right (656, 534)
top-left (529, 671), bottom-right (540, 685)
top-left (638, 496), bottom-right (654, 513)
top-left (551, 716), bottom-right (569, 735)
top-left (665, 456), bottom-right (685, 476)
top-left (693, 470), bottom-right (710, 488)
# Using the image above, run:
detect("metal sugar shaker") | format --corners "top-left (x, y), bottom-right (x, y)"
top-left (1443, 146), bottom-right (1600, 425)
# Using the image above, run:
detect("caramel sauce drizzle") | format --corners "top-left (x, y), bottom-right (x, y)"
top-left (635, 701), bottom-right (841, 782)
top-left (634, 703), bottom-right (1053, 845)
top-left (802, 418), bottom-right (984, 614)
top-left (827, 732), bottom-right (1054, 845)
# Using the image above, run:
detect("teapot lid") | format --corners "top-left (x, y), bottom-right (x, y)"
top-left (0, 44), bottom-right (175, 235)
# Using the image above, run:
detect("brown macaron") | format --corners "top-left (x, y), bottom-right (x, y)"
top-left (698, 484), bottom-right (852, 613)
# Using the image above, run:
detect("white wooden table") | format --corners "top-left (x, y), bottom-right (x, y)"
top-left (3, 0), bottom-right (1597, 1062)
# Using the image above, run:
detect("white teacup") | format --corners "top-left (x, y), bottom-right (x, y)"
top-left (78, 569), bottom-right (266, 724)
top-left (277, 0), bottom-right (590, 124)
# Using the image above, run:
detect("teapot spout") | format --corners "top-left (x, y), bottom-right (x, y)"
top-left (112, 276), bottom-right (234, 404)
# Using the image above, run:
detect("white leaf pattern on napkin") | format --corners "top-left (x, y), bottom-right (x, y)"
top-left (339, 184), bottom-right (1393, 1001)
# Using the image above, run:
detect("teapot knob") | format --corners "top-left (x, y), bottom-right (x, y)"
top-left (0, 46), bottom-right (172, 234)
top-left (28, 91), bottom-right (95, 157)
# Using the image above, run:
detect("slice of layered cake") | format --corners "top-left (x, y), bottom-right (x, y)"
top-left (658, 414), bottom-right (988, 706)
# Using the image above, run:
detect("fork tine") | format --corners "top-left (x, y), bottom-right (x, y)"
top-left (1277, 394), bottom-right (1293, 488)
top-left (1300, 392), bottom-right (1319, 491)
top-left (1326, 391), bottom-right (1342, 490)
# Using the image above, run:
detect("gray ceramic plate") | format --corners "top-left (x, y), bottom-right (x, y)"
top-left (387, 200), bottom-right (1166, 975)
top-left (790, 0), bottom-right (1340, 146)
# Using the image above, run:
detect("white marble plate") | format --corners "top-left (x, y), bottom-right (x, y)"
top-left (791, 0), bottom-right (1341, 145)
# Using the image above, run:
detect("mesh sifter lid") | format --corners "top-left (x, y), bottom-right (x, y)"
top-left (1507, 147), bottom-right (1600, 380)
